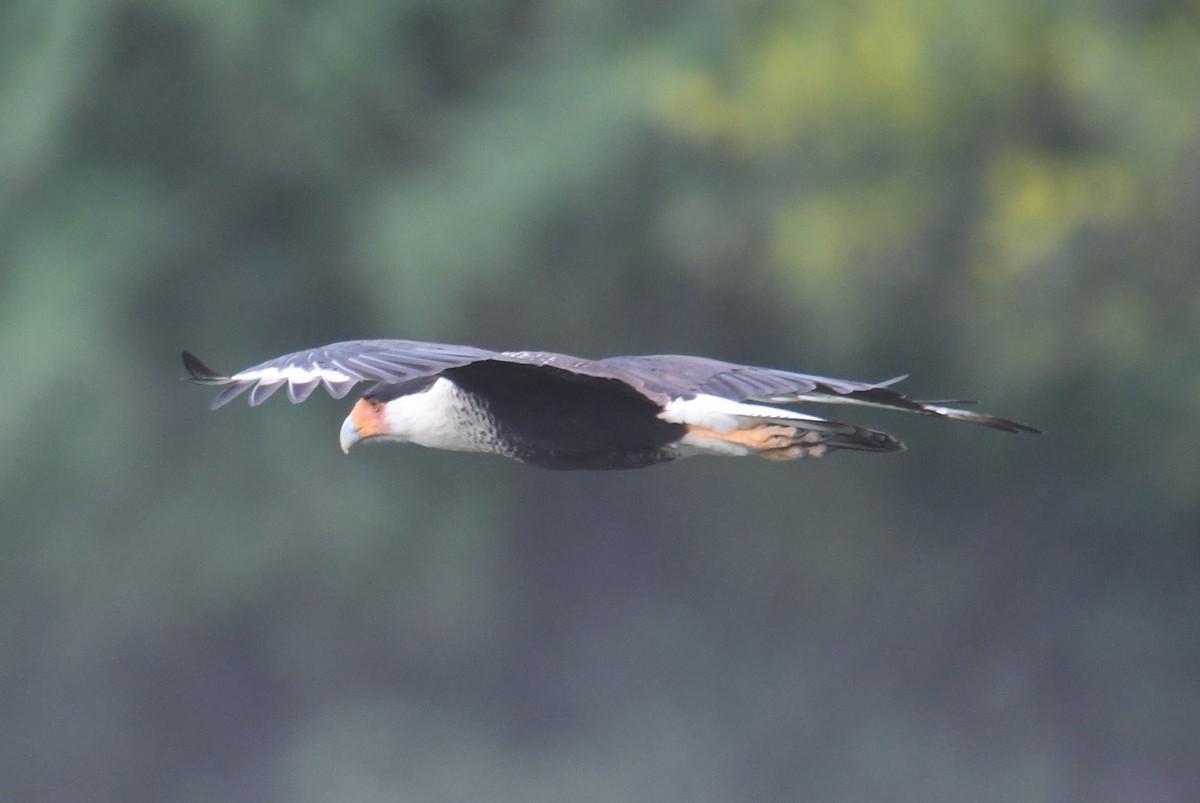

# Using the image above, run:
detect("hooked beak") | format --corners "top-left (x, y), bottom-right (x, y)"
top-left (339, 399), bottom-right (386, 454)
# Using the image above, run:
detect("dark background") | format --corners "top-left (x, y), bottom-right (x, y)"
top-left (2, 1), bottom-right (1198, 801)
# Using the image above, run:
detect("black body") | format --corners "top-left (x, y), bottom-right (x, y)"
top-left (444, 361), bottom-right (687, 470)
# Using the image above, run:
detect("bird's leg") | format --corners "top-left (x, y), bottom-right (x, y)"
top-left (687, 423), bottom-right (830, 460)
top-left (759, 442), bottom-right (829, 461)
top-left (759, 445), bottom-right (804, 461)
top-left (735, 425), bottom-right (831, 461)
top-left (688, 423), bottom-right (795, 450)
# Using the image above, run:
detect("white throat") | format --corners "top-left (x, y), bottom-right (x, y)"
top-left (379, 377), bottom-right (495, 452)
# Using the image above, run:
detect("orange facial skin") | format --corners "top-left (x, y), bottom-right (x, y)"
top-left (339, 399), bottom-right (388, 453)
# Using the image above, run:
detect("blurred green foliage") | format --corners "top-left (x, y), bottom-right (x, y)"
top-left (1, 0), bottom-right (1198, 801)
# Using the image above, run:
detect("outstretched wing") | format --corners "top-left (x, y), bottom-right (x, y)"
top-left (183, 341), bottom-right (1038, 434)
top-left (182, 340), bottom-right (509, 409)
top-left (599, 354), bottom-right (1040, 434)
top-left (181, 340), bottom-right (641, 410)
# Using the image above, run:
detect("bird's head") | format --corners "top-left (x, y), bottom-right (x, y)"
top-left (339, 377), bottom-right (465, 454)
top-left (339, 398), bottom-right (389, 453)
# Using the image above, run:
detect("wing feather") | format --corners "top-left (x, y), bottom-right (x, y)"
top-left (323, 377), bottom-right (357, 399)
top-left (182, 340), bottom-right (608, 410)
top-left (249, 380), bottom-right (287, 407)
top-left (286, 378), bottom-right (322, 404)
top-left (599, 355), bottom-right (1039, 434)
top-left (182, 341), bottom-right (1038, 434)
top-left (182, 341), bottom-right (502, 409)
top-left (210, 383), bottom-right (251, 409)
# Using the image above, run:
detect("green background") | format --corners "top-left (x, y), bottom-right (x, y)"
top-left (3, 0), bottom-right (1198, 800)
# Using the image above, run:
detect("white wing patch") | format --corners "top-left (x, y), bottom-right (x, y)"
top-left (227, 364), bottom-right (358, 405)
top-left (658, 394), bottom-right (829, 433)
top-left (231, 364), bottom-right (352, 384)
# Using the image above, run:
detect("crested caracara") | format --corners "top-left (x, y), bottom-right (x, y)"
top-left (183, 340), bottom-right (1038, 470)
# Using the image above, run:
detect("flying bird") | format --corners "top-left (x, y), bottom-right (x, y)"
top-left (182, 340), bottom-right (1038, 470)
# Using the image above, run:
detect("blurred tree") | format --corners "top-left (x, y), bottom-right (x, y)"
top-left (655, 0), bottom-right (1200, 505)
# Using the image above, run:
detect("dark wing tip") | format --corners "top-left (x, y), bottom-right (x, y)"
top-left (984, 416), bottom-right (1043, 435)
top-left (930, 405), bottom-right (1043, 434)
top-left (844, 386), bottom-right (1041, 435)
top-left (846, 429), bottom-right (908, 453)
top-left (181, 351), bottom-right (230, 385)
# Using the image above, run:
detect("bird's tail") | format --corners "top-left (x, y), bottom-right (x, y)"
top-left (753, 381), bottom-right (1041, 434)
